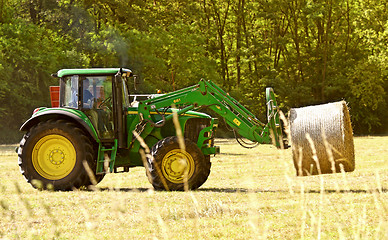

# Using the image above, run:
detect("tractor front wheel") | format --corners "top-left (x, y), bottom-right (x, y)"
top-left (18, 119), bottom-right (97, 190)
top-left (146, 136), bottom-right (211, 191)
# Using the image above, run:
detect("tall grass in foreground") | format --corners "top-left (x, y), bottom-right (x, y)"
top-left (0, 137), bottom-right (387, 239)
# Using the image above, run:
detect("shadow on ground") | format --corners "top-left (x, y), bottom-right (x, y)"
top-left (89, 187), bottom-right (387, 194)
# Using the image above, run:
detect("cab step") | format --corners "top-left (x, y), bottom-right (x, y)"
top-left (96, 139), bottom-right (118, 174)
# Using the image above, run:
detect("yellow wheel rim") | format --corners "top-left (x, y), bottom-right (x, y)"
top-left (161, 149), bottom-right (195, 183)
top-left (32, 134), bottom-right (76, 180)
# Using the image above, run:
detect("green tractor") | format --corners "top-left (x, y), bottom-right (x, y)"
top-left (18, 68), bottom-right (285, 191)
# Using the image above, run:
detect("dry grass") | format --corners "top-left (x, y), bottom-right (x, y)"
top-left (0, 137), bottom-right (387, 239)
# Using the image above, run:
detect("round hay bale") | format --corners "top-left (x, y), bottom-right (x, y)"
top-left (289, 101), bottom-right (355, 176)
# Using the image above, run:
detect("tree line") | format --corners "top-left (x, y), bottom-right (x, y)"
top-left (0, 0), bottom-right (387, 143)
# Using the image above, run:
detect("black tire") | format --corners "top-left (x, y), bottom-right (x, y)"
top-left (146, 136), bottom-right (211, 191)
top-left (18, 119), bottom-right (98, 190)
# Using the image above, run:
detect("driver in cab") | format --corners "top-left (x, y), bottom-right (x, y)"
top-left (83, 79), bottom-right (94, 108)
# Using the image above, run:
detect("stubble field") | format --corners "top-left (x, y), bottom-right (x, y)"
top-left (0, 136), bottom-right (387, 239)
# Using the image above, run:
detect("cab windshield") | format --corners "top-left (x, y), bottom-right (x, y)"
top-left (61, 75), bottom-right (114, 108)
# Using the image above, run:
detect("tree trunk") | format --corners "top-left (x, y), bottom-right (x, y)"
top-left (211, 0), bottom-right (230, 87)
top-left (235, 0), bottom-right (243, 86)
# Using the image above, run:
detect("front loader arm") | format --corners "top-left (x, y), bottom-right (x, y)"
top-left (136, 79), bottom-right (283, 148)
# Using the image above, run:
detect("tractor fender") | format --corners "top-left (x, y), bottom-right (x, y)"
top-left (20, 109), bottom-right (99, 142)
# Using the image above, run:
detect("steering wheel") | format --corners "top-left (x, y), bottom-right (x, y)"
top-left (98, 97), bottom-right (112, 110)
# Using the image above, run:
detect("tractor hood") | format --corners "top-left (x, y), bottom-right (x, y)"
top-left (127, 107), bottom-right (211, 118)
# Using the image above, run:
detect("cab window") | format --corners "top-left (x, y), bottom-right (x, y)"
top-left (62, 75), bottom-right (79, 108)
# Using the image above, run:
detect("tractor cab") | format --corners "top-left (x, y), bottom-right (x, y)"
top-left (56, 68), bottom-right (132, 143)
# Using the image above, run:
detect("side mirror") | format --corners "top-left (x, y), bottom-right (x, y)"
top-left (133, 75), bottom-right (139, 91)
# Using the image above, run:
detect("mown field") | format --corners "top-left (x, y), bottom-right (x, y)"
top-left (0, 137), bottom-right (387, 239)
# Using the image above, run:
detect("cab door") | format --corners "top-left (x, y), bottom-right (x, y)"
top-left (81, 75), bottom-right (115, 140)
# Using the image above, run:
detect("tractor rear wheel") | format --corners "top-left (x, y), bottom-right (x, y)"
top-left (18, 119), bottom-right (98, 190)
top-left (147, 136), bottom-right (211, 191)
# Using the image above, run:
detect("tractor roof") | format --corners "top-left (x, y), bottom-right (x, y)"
top-left (55, 68), bottom-right (132, 78)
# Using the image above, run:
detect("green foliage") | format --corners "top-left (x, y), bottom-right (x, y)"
top-left (0, 0), bottom-right (387, 143)
top-left (0, 21), bottom-right (67, 129)
top-left (347, 60), bottom-right (387, 133)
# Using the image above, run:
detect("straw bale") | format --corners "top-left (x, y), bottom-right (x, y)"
top-left (289, 101), bottom-right (355, 176)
